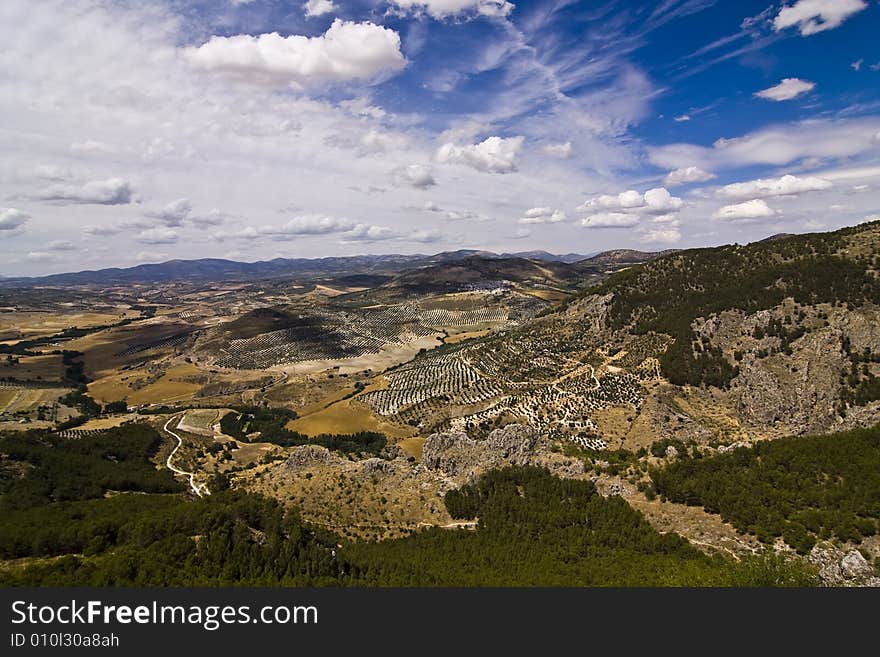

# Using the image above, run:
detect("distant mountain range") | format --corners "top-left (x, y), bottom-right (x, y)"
top-left (0, 249), bottom-right (647, 287)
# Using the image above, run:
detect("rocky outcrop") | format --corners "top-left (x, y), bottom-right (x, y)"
top-left (808, 546), bottom-right (880, 587)
top-left (284, 444), bottom-right (343, 470)
top-left (422, 423), bottom-right (584, 482)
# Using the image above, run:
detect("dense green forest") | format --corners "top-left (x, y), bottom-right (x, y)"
top-left (220, 407), bottom-right (386, 455)
top-left (651, 425), bottom-right (880, 553)
top-left (0, 428), bottom-right (815, 586)
top-left (0, 424), bottom-right (182, 510)
top-left (0, 490), bottom-right (341, 586)
top-left (583, 222), bottom-right (880, 387)
top-left (344, 467), bottom-right (814, 586)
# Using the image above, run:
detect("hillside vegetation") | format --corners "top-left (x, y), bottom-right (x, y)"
top-left (651, 424), bottom-right (880, 553)
top-left (0, 429), bottom-right (815, 586)
top-left (586, 221), bottom-right (880, 387)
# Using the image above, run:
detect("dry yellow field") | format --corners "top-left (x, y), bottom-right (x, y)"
top-left (444, 329), bottom-right (492, 344)
top-left (287, 398), bottom-right (415, 439)
top-left (396, 437), bottom-right (425, 460)
top-left (88, 362), bottom-right (204, 405)
top-left (0, 311), bottom-right (130, 343)
top-left (0, 387), bottom-right (68, 413)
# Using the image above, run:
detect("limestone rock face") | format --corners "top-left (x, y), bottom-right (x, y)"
top-left (421, 432), bottom-right (476, 475)
top-left (284, 444), bottom-right (341, 470)
top-left (422, 424), bottom-right (584, 482)
top-left (809, 546), bottom-right (880, 587)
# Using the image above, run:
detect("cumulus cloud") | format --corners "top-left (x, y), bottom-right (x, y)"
top-left (713, 199), bottom-right (778, 221)
top-left (579, 187), bottom-right (683, 214)
top-left (264, 215), bottom-right (356, 236)
top-left (717, 174), bottom-right (833, 200)
top-left (36, 178), bottom-right (133, 205)
top-left (146, 198), bottom-right (192, 226)
top-left (389, 1), bottom-right (514, 20)
top-left (392, 164), bottom-right (436, 188)
top-left (664, 167), bottom-right (716, 187)
top-left (518, 207), bottom-right (566, 224)
top-left (674, 115), bottom-right (691, 123)
top-left (436, 136), bottom-right (524, 173)
top-left (344, 223), bottom-right (399, 241)
top-left (755, 78), bottom-right (815, 101)
top-left (303, 0), bottom-right (336, 17)
top-left (542, 141), bottom-right (572, 158)
top-left (211, 215), bottom-right (404, 243)
top-left (773, 0), bottom-right (867, 36)
top-left (579, 213), bottom-right (641, 229)
top-left (186, 20), bottom-right (406, 87)
top-left (136, 228), bottom-right (179, 244)
top-left (408, 228), bottom-right (444, 243)
top-left (0, 208), bottom-right (29, 231)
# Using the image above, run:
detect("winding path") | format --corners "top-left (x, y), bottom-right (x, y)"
top-left (163, 415), bottom-right (210, 497)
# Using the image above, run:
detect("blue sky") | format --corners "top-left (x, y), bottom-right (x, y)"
top-left (1, 0), bottom-right (879, 274)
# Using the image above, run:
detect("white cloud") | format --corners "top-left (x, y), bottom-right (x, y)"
top-left (36, 178), bottom-right (133, 205)
top-left (579, 187), bottom-right (683, 214)
top-left (186, 19), bottom-right (406, 88)
top-left (135, 250), bottom-right (168, 262)
top-left (26, 251), bottom-right (55, 262)
top-left (146, 198), bottom-right (192, 226)
top-left (264, 215), bottom-right (355, 236)
top-left (136, 227), bottom-right (179, 244)
top-left (773, 0), bottom-right (868, 36)
top-left (436, 136), bottom-right (524, 173)
top-left (0, 208), bottom-right (29, 231)
top-left (579, 213), bottom-right (640, 228)
top-left (360, 129), bottom-right (408, 154)
top-left (344, 223), bottom-right (399, 241)
top-left (392, 164), bottom-right (436, 189)
top-left (664, 166), bottom-right (716, 187)
top-left (518, 207), bottom-right (566, 224)
top-left (211, 227), bottom-right (261, 242)
top-left (640, 226), bottom-right (681, 244)
top-left (717, 174), bottom-right (832, 200)
top-left (48, 240), bottom-right (76, 251)
top-left (643, 188), bottom-right (684, 213)
top-left (673, 114), bottom-right (691, 122)
top-left (713, 199), bottom-right (778, 221)
top-left (446, 210), bottom-right (486, 222)
top-left (408, 229), bottom-right (444, 243)
top-left (303, 0), bottom-right (336, 18)
top-left (649, 118), bottom-right (880, 170)
top-left (389, 1), bottom-right (515, 20)
top-left (851, 59), bottom-right (863, 72)
top-left (755, 78), bottom-right (815, 102)
top-left (542, 141), bottom-right (572, 158)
